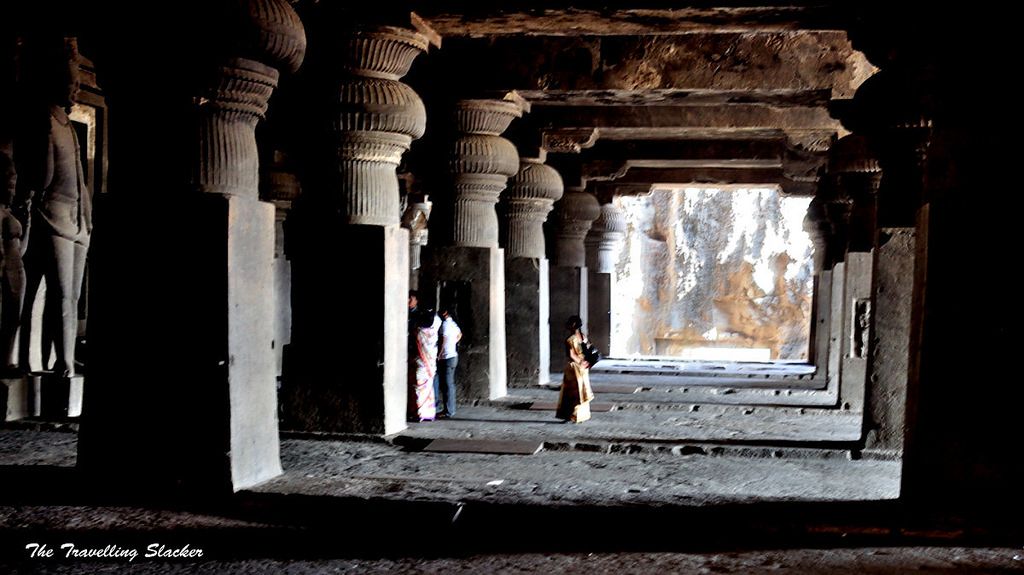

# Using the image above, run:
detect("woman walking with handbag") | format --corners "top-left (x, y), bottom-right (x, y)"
top-left (556, 315), bottom-right (596, 423)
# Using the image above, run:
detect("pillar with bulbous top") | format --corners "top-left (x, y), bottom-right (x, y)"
top-left (547, 189), bottom-right (600, 373)
top-left (585, 202), bottom-right (625, 358)
top-left (503, 156), bottom-right (563, 387)
top-left (79, 0), bottom-right (306, 493)
top-left (282, 24), bottom-right (429, 435)
top-left (421, 99), bottom-right (522, 400)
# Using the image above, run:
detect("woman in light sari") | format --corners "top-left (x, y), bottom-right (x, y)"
top-left (556, 315), bottom-right (595, 423)
top-left (412, 309), bottom-right (441, 422)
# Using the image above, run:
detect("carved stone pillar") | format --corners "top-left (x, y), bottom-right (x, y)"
top-left (260, 150), bottom-right (301, 380)
top-left (550, 189), bottom-right (601, 268)
top-left (284, 24), bottom-right (431, 435)
top-left (547, 188), bottom-right (600, 373)
top-left (421, 98), bottom-right (522, 401)
top-left (585, 202), bottom-right (625, 358)
top-left (401, 196), bottom-right (431, 290)
top-left (846, 69), bottom-right (931, 461)
top-left (504, 158), bottom-right (564, 259)
top-left (447, 99), bottom-right (522, 247)
top-left (830, 135), bottom-right (881, 254)
top-left (803, 197), bottom-right (832, 273)
top-left (802, 198), bottom-right (832, 371)
top-left (79, 0), bottom-right (305, 492)
top-left (503, 156), bottom-right (563, 387)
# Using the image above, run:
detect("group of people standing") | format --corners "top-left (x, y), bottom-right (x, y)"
top-left (408, 290), bottom-right (462, 423)
top-left (406, 291), bottom-right (598, 425)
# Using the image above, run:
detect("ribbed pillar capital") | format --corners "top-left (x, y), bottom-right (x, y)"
top-left (831, 134), bottom-right (882, 198)
top-left (330, 26), bottom-right (430, 226)
top-left (192, 0), bottom-right (305, 199)
top-left (585, 203), bottom-right (626, 273)
top-left (442, 98), bottom-right (523, 248)
top-left (503, 158), bottom-right (564, 259)
top-left (550, 190), bottom-right (601, 268)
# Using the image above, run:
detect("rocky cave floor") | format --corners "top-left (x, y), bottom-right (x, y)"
top-left (1, 374), bottom-right (1020, 573)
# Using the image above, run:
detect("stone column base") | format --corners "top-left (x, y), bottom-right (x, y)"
top-left (2, 376), bottom-right (30, 421)
top-left (30, 373), bottom-right (84, 418)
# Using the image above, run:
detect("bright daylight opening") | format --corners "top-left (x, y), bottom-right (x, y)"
top-left (612, 186), bottom-right (814, 362)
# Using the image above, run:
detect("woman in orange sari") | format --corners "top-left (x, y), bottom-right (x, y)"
top-left (556, 315), bottom-right (595, 423)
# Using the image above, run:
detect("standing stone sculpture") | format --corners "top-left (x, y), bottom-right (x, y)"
top-left (16, 38), bottom-right (91, 378)
top-left (0, 139), bottom-right (25, 373)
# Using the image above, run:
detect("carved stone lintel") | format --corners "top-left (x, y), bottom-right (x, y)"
top-left (542, 128), bottom-right (600, 154)
top-left (504, 158), bottom-right (564, 259)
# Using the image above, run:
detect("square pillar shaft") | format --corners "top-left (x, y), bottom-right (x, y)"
top-left (549, 266), bottom-right (587, 374)
top-left (79, 194), bottom-right (281, 493)
top-left (865, 228), bottom-right (915, 457)
top-left (811, 270), bottom-right (834, 377)
top-left (587, 271), bottom-right (612, 357)
top-left (840, 251), bottom-right (873, 413)
top-left (827, 263), bottom-right (846, 396)
top-left (282, 224), bottom-right (408, 435)
top-left (420, 245), bottom-right (507, 400)
top-left (505, 257), bottom-right (550, 387)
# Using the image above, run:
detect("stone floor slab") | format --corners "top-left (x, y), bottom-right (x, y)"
top-left (422, 438), bottom-right (543, 455)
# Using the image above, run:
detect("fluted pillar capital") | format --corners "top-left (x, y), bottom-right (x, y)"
top-left (550, 189), bottom-right (601, 268)
top-left (585, 202), bottom-right (626, 273)
top-left (192, 0), bottom-right (306, 199)
top-left (503, 158), bottom-right (564, 259)
top-left (308, 25), bottom-right (432, 226)
top-left (441, 98), bottom-right (523, 248)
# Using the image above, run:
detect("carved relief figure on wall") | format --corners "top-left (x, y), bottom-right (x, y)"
top-left (14, 37), bottom-right (92, 378)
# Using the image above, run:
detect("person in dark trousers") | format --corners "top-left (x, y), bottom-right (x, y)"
top-left (433, 305), bottom-right (462, 419)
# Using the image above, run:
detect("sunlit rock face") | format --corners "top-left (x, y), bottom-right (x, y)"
top-left (613, 188), bottom-right (813, 360)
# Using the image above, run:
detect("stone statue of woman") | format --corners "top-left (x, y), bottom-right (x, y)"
top-left (15, 38), bottom-right (92, 378)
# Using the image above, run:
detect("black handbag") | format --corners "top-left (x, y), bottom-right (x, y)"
top-left (582, 340), bottom-right (602, 366)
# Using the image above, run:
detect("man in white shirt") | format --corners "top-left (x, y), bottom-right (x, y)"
top-left (433, 306), bottom-right (462, 418)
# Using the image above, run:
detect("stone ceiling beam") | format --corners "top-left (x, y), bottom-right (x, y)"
top-left (532, 104), bottom-right (841, 133)
top-left (416, 6), bottom-right (845, 37)
top-left (518, 89), bottom-right (833, 107)
top-left (412, 31), bottom-right (873, 97)
top-left (603, 166), bottom-right (818, 196)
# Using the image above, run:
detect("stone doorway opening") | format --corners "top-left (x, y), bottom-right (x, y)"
top-left (612, 186), bottom-right (814, 363)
